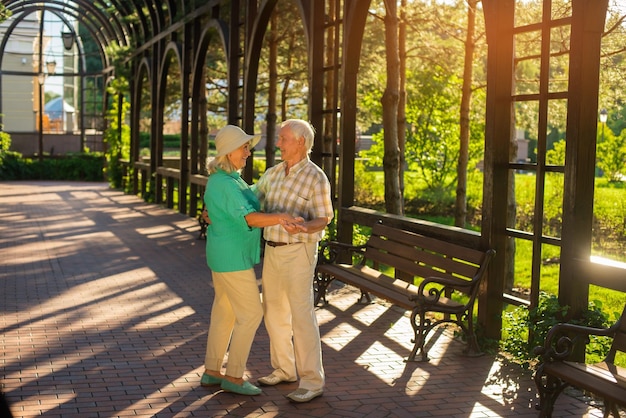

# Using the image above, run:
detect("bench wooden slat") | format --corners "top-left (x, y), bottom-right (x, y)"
top-left (542, 362), bottom-right (626, 405)
top-left (562, 361), bottom-right (626, 387)
top-left (317, 263), bottom-right (415, 310)
top-left (366, 232), bottom-right (481, 280)
top-left (363, 244), bottom-right (460, 284)
top-left (374, 224), bottom-right (485, 264)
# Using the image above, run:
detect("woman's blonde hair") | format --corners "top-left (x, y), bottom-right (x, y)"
top-left (206, 154), bottom-right (239, 174)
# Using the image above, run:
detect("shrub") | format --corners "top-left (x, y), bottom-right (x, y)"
top-left (0, 153), bottom-right (105, 181)
top-left (502, 292), bottom-right (612, 368)
top-left (0, 130), bottom-right (11, 151)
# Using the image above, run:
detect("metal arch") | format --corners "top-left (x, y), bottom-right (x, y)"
top-left (291, 0), bottom-right (313, 51)
top-left (103, 0), bottom-right (145, 42)
top-left (88, 0), bottom-right (133, 45)
top-left (193, 18), bottom-right (229, 68)
top-left (3, 2), bottom-right (114, 45)
top-left (242, 0), bottom-right (277, 133)
top-left (130, 56), bottom-right (152, 180)
top-left (150, 40), bottom-right (183, 203)
top-left (114, 0), bottom-right (151, 43)
top-left (5, 7), bottom-right (110, 72)
top-left (0, 6), bottom-right (108, 74)
top-left (76, 0), bottom-right (129, 46)
top-left (4, 0), bottom-right (123, 45)
top-left (162, 0), bottom-right (176, 27)
top-left (189, 18), bottom-right (228, 179)
top-left (88, 0), bottom-right (143, 47)
top-left (134, 56), bottom-right (153, 90)
top-left (139, 0), bottom-right (163, 37)
top-left (190, 20), bottom-right (230, 119)
top-left (157, 42), bottom-right (183, 114)
top-left (130, 0), bottom-right (156, 39)
top-left (4, 0), bottom-right (124, 48)
top-left (158, 40), bottom-right (183, 88)
top-left (173, 0), bottom-right (185, 20)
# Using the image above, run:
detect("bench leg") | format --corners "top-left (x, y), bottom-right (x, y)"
top-left (356, 291), bottom-right (372, 304)
top-left (460, 312), bottom-right (483, 357)
top-left (314, 271), bottom-right (333, 306)
top-left (604, 400), bottom-right (621, 418)
top-left (533, 365), bottom-right (568, 417)
top-left (408, 308), bottom-right (431, 362)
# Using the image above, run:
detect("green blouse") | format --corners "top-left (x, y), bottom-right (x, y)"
top-left (204, 169), bottom-right (261, 272)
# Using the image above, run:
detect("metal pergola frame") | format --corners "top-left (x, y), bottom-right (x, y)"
top-left (0, 0), bottom-right (620, 341)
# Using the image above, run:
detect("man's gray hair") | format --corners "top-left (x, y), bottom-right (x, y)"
top-left (281, 119), bottom-right (315, 153)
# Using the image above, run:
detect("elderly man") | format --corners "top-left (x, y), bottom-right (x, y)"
top-left (254, 119), bottom-right (334, 403)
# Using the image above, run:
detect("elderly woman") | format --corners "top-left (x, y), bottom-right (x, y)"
top-left (200, 125), bottom-right (300, 396)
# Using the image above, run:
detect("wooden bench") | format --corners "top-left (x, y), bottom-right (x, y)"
top-left (315, 223), bottom-right (496, 362)
top-left (533, 304), bottom-right (626, 417)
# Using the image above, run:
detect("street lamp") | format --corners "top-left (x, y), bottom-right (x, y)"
top-left (61, 31), bottom-right (75, 51)
top-left (38, 60), bottom-right (57, 160)
top-left (599, 108), bottom-right (608, 144)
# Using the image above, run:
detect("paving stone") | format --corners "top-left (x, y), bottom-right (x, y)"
top-left (0, 181), bottom-right (605, 417)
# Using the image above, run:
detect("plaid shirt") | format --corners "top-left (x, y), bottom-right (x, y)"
top-left (254, 157), bottom-right (334, 244)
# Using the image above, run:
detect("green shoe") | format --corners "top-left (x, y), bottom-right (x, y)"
top-left (220, 379), bottom-right (262, 396)
top-left (201, 373), bottom-right (223, 386)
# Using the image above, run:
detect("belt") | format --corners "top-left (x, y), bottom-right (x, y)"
top-left (266, 241), bottom-right (289, 247)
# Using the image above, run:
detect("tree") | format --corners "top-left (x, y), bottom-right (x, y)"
top-left (455, 0), bottom-right (479, 228)
top-left (265, 12), bottom-right (278, 168)
top-left (104, 42), bottom-right (131, 187)
top-left (382, 0), bottom-right (403, 215)
top-left (404, 69), bottom-right (462, 195)
top-left (257, 1), bottom-right (308, 163)
top-left (597, 125), bottom-right (626, 182)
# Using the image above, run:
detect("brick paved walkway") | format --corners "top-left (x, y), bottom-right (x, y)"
top-left (0, 181), bottom-right (602, 417)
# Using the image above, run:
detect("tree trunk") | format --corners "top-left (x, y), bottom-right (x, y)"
top-left (455, 0), bottom-right (477, 228)
top-left (398, 0), bottom-right (407, 207)
top-left (383, 0), bottom-right (402, 215)
top-left (265, 13), bottom-right (278, 168)
top-left (279, 32), bottom-right (295, 121)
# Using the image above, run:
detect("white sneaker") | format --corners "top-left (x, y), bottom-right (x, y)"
top-left (286, 387), bottom-right (323, 403)
top-left (257, 373), bottom-right (297, 386)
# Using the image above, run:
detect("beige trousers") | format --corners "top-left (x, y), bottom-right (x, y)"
top-left (204, 269), bottom-right (263, 378)
top-left (261, 242), bottom-right (325, 391)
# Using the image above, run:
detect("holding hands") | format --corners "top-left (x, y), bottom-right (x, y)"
top-left (279, 215), bottom-right (307, 234)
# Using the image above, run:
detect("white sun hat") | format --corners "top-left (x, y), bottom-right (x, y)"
top-left (215, 125), bottom-right (262, 157)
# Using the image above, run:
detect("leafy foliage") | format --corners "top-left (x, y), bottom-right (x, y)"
top-left (0, 3), bottom-right (11, 22)
top-left (0, 130), bottom-right (11, 152)
top-left (596, 126), bottom-right (626, 182)
top-left (103, 96), bottom-right (131, 188)
top-left (0, 153), bottom-right (105, 181)
top-left (502, 292), bottom-right (612, 368)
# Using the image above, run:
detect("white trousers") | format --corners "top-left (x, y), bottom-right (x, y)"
top-left (204, 269), bottom-right (263, 378)
top-left (261, 242), bottom-right (325, 390)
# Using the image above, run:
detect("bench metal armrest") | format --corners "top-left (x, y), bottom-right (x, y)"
top-left (318, 240), bottom-right (366, 264)
top-left (533, 320), bottom-right (620, 362)
top-left (410, 275), bottom-right (472, 303)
